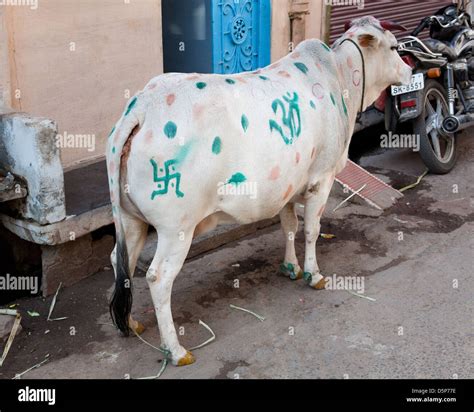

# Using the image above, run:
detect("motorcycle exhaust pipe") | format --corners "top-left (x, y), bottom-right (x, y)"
top-left (442, 113), bottom-right (474, 133)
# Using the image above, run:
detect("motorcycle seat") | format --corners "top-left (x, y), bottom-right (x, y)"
top-left (423, 39), bottom-right (458, 61)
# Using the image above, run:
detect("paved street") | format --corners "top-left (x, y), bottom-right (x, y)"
top-left (1, 130), bottom-right (472, 379)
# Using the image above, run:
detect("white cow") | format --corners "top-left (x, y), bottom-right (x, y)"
top-left (106, 16), bottom-right (412, 366)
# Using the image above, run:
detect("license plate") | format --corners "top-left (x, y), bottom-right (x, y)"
top-left (391, 73), bottom-right (424, 96)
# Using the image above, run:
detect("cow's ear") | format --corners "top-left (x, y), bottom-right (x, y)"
top-left (357, 33), bottom-right (379, 48)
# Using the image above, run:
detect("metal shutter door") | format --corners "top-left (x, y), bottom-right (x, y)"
top-left (329, 0), bottom-right (452, 45)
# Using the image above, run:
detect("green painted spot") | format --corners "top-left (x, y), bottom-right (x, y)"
top-left (175, 141), bottom-right (193, 164)
top-left (280, 263), bottom-right (300, 280)
top-left (330, 93), bottom-right (336, 106)
top-left (212, 136), bottom-right (222, 154)
top-left (227, 172), bottom-right (247, 185)
top-left (341, 94), bottom-right (348, 116)
top-left (321, 42), bottom-right (331, 52)
top-left (108, 126), bottom-right (115, 138)
top-left (241, 114), bottom-right (249, 132)
top-left (310, 100), bottom-right (316, 110)
top-left (303, 272), bottom-right (313, 284)
top-left (259, 75), bottom-right (269, 80)
top-left (125, 96), bottom-right (137, 116)
top-left (110, 178), bottom-right (114, 185)
top-left (112, 146), bottom-right (116, 154)
top-left (164, 121), bottom-right (177, 139)
top-left (225, 78), bottom-right (235, 85)
top-left (294, 62), bottom-right (309, 75)
top-left (196, 82), bottom-right (207, 90)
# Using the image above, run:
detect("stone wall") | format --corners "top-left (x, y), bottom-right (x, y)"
top-left (0, 112), bottom-right (65, 225)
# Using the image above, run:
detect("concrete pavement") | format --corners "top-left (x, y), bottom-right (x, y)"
top-left (0, 130), bottom-right (472, 379)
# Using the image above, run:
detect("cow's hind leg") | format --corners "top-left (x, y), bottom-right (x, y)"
top-left (279, 203), bottom-right (303, 280)
top-left (146, 226), bottom-right (195, 366)
top-left (111, 211), bottom-right (149, 334)
top-left (303, 173), bottom-right (335, 289)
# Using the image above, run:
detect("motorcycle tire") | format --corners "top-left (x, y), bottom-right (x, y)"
top-left (413, 79), bottom-right (457, 174)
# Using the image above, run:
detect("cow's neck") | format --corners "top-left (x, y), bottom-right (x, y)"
top-left (333, 42), bottom-right (372, 134)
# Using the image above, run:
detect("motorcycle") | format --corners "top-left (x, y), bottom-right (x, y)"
top-left (386, 0), bottom-right (474, 174)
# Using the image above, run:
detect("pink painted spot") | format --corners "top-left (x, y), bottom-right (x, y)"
top-left (278, 71), bottom-right (291, 78)
top-left (311, 147), bottom-right (316, 159)
top-left (312, 83), bottom-right (325, 100)
top-left (166, 94), bottom-right (176, 106)
top-left (352, 69), bottom-right (361, 87)
top-left (315, 62), bottom-right (323, 72)
top-left (109, 161), bottom-right (115, 174)
top-left (290, 52), bottom-right (301, 59)
top-left (347, 56), bottom-right (353, 69)
top-left (144, 129), bottom-right (153, 144)
top-left (317, 204), bottom-right (326, 217)
top-left (253, 69), bottom-right (261, 74)
top-left (296, 152), bottom-right (301, 164)
top-left (236, 76), bottom-right (247, 84)
top-left (268, 166), bottom-right (280, 181)
top-left (186, 74), bottom-right (200, 81)
top-left (269, 62), bottom-right (281, 70)
top-left (193, 103), bottom-right (205, 119)
top-left (283, 184), bottom-right (293, 200)
top-left (337, 64), bottom-right (344, 78)
top-left (147, 82), bottom-right (157, 90)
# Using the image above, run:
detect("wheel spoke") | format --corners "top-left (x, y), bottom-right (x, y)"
top-left (426, 100), bottom-right (436, 116)
top-left (425, 113), bottom-right (437, 134)
top-left (430, 131), bottom-right (442, 159)
top-left (440, 132), bottom-right (452, 142)
top-left (436, 97), bottom-right (443, 118)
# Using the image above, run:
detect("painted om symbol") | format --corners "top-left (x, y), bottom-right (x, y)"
top-left (269, 92), bottom-right (301, 145)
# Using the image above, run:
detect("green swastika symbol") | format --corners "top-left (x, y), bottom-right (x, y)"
top-left (150, 158), bottom-right (184, 199)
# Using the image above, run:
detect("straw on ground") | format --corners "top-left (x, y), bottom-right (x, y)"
top-left (230, 304), bottom-right (265, 322)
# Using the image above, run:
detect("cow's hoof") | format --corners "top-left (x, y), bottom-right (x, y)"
top-left (175, 350), bottom-right (196, 367)
top-left (132, 321), bottom-right (146, 335)
top-left (280, 262), bottom-right (303, 280)
top-left (312, 276), bottom-right (329, 290)
top-left (129, 318), bottom-right (146, 335)
top-left (303, 272), bottom-right (328, 290)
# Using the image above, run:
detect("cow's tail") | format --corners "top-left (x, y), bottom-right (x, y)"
top-left (106, 95), bottom-right (144, 336)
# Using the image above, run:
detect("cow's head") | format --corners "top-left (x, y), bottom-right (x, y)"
top-left (340, 16), bottom-right (412, 108)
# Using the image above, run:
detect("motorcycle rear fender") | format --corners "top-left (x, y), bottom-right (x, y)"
top-left (395, 90), bottom-right (424, 123)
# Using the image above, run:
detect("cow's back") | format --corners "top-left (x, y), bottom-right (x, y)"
top-left (125, 39), bottom-right (349, 227)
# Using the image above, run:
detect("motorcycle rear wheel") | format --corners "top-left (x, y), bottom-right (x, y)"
top-left (413, 80), bottom-right (457, 174)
